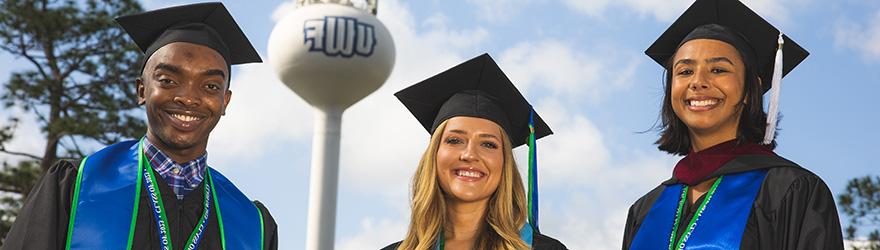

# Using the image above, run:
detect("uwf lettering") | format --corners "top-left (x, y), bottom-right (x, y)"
top-left (304, 16), bottom-right (377, 57)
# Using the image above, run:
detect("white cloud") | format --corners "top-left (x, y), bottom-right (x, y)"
top-left (529, 146), bottom-right (674, 248)
top-left (207, 63), bottom-right (313, 165)
top-left (271, 1), bottom-right (299, 22)
top-left (462, 0), bottom-right (800, 25)
top-left (420, 13), bottom-right (490, 51)
top-left (738, 0), bottom-right (814, 26)
top-left (336, 188), bottom-right (412, 248)
top-left (562, 0), bottom-right (615, 18)
top-left (337, 217), bottom-right (408, 250)
top-left (464, 0), bottom-right (533, 23)
top-left (564, 0), bottom-right (802, 23)
top-left (499, 40), bottom-right (641, 104)
top-left (520, 97), bottom-right (611, 183)
top-left (835, 10), bottom-right (880, 61)
top-left (540, 193), bottom-right (632, 249)
top-left (500, 40), bottom-right (602, 100)
top-left (563, 0), bottom-right (691, 21)
top-left (508, 97), bottom-right (674, 248)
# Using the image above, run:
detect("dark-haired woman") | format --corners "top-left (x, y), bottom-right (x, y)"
top-left (623, 0), bottom-right (843, 249)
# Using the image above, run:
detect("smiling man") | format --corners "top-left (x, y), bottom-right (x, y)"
top-left (3, 3), bottom-right (278, 250)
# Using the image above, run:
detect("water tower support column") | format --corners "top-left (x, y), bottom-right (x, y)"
top-left (268, 3), bottom-right (395, 249)
top-left (306, 107), bottom-right (343, 250)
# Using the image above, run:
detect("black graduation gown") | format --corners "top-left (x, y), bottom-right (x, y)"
top-left (2, 160), bottom-right (278, 250)
top-left (622, 155), bottom-right (843, 250)
top-left (380, 232), bottom-right (568, 250)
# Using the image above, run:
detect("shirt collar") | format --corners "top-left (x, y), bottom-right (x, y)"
top-left (142, 137), bottom-right (208, 183)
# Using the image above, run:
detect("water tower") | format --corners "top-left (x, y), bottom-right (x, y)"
top-left (267, 0), bottom-right (395, 249)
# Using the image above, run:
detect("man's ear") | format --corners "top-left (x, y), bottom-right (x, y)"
top-left (221, 89), bottom-right (232, 116)
top-left (137, 78), bottom-right (146, 105)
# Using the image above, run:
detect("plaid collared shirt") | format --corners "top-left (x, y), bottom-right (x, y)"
top-left (142, 138), bottom-right (207, 200)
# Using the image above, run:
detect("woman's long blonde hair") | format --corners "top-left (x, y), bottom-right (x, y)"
top-left (398, 120), bottom-right (530, 250)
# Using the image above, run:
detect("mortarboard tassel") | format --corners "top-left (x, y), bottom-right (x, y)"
top-left (527, 106), bottom-right (539, 232)
top-left (763, 33), bottom-right (784, 145)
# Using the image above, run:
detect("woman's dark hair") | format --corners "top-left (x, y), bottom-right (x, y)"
top-left (654, 41), bottom-right (777, 155)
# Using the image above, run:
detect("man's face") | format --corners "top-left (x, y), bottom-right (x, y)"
top-left (137, 42), bottom-right (231, 155)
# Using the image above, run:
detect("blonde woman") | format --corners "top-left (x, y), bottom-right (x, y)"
top-left (382, 54), bottom-right (567, 250)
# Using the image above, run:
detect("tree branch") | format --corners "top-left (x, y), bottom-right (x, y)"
top-left (59, 135), bottom-right (86, 159)
top-left (30, 104), bottom-right (49, 125)
top-left (17, 35), bottom-right (49, 80)
top-left (71, 83), bottom-right (89, 99)
top-left (57, 44), bottom-right (100, 80)
top-left (0, 148), bottom-right (42, 161)
top-left (0, 186), bottom-right (22, 194)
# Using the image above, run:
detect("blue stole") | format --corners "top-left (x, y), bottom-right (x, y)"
top-left (520, 223), bottom-right (535, 247)
top-left (65, 140), bottom-right (264, 249)
top-left (629, 170), bottom-right (768, 249)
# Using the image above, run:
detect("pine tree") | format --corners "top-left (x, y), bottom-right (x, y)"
top-left (0, 0), bottom-right (144, 242)
top-left (839, 175), bottom-right (880, 250)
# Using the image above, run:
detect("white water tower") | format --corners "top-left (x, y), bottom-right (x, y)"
top-left (267, 0), bottom-right (394, 249)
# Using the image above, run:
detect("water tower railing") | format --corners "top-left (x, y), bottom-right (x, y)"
top-left (295, 0), bottom-right (378, 15)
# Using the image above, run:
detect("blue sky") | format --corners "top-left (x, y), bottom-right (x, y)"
top-left (1, 0), bottom-right (879, 249)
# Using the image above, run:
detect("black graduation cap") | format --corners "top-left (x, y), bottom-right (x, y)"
top-left (115, 2), bottom-right (262, 68)
top-left (645, 0), bottom-right (809, 92)
top-left (395, 53), bottom-right (552, 148)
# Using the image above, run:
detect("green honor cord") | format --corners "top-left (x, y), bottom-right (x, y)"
top-left (208, 170), bottom-right (227, 249)
top-left (184, 171), bottom-right (212, 250)
top-left (669, 176), bottom-right (723, 250)
top-left (436, 228), bottom-right (445, 250)
top-left (439, 236), bottom-right (445, 250)
top-left (142, 144), bottom-right (213, 250)
top-left (64, 156), bottom-right (89, 250)
top-left (257, 201), bottom-right (265, 250)
top-left (129, 143), bottom-right (145, 250)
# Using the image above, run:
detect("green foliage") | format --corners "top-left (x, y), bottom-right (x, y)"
top-left (839, 175), bottom-right (880, 250)
top-left (0, 0), bottom-right (146, 148)
top-left (0, 0), bottom-right (144, 244)
top-left (0, 161), bottom-right (39, 236)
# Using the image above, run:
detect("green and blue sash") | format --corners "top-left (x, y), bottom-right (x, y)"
top-left (629, 169), bottom-right (768, 250)
top-left (65, 140), bottom-right (264, 249)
